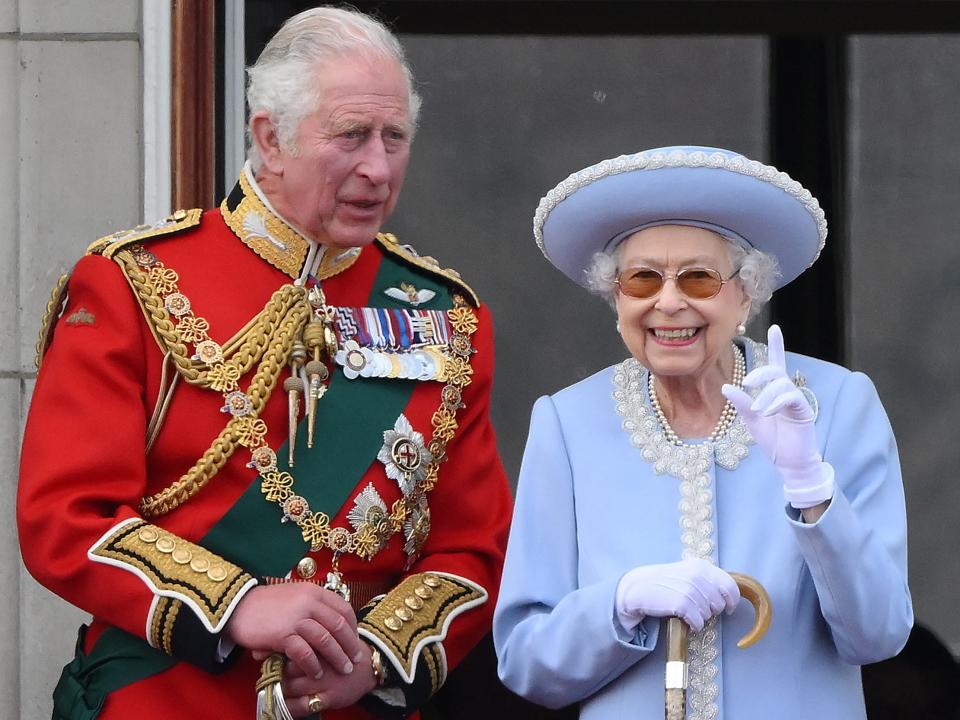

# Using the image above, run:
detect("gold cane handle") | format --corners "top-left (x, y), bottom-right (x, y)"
top-left (729, 572), bottom-right (772, 649)
top-left (664, 572), bottom-right (771, 720)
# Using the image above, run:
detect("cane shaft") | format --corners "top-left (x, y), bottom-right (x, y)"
top-left (665, 617), bottom-right (689, 720)
top-left (661, 573), bottom-right (771, 720)
top-left (666, 689), bottom-right (686, 720)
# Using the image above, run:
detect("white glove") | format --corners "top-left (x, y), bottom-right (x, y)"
top-left (721, 324), bottom-right (835, 509)
top-left (615, 558), bottom-right (740, 633)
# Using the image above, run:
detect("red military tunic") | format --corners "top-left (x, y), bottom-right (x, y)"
top-left (19, 173), bottom-right (512, 719)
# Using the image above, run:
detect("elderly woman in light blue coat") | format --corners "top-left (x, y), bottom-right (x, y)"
top-left (493, 146), bottom-right (912, 719)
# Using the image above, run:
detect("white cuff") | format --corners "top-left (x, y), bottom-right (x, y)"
top-left (784, 462), bottom-right (835, 509)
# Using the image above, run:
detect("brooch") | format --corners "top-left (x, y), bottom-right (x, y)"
top-left (793, 370), bottom-right (819, 421)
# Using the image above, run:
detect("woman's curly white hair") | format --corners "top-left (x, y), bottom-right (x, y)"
top-left (585, 233), bottom-right (780, 320)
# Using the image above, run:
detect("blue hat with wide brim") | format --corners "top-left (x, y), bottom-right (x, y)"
top-left (534, 146), bottom-right (827, 290)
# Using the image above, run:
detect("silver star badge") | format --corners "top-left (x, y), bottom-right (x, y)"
top-left (377, 414), bottom-right (432, 497)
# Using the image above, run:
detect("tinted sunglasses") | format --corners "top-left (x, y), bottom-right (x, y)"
top-left (615, 267), bottom-right (738, 300)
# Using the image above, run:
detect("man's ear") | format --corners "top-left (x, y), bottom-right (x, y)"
top-left (250, 111), bottom-right (284, 174)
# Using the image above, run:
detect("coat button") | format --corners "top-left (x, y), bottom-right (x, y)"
top-left (297, 557), bottom-right (317, 579)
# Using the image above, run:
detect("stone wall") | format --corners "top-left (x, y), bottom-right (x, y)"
top-left (2, 1), bottom-right (143, 717)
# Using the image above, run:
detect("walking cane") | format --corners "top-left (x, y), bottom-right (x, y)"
top-left (665, 572), bottom-right (771, 720)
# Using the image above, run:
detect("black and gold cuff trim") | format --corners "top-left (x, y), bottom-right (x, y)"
top-left (88, 519), bottom-right (256, 634)
top-left (357, 572), bottom-right (487, 687)
top-left (150, 595), bottom-right (244, 672)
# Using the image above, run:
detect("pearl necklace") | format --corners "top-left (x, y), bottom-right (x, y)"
top-left (647, 343), bottom-right (746, 446)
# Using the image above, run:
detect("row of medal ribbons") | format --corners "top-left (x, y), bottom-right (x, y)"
top-left (330, 306), bottom-right (454, 382)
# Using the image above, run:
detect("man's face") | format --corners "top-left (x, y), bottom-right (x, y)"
top-left (268, 53), bottom-right (412, 247)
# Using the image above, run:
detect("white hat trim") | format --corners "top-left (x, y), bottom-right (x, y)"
top-left (533, 148), bottom-right (827, 266)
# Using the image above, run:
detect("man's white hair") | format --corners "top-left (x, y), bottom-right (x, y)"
top-left (246, 6), bottom-right (422, 171)
top-left (584, 233), bottom-right (781, 319)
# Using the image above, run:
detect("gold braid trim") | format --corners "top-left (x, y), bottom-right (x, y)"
top-left (35, 210), bottom-right (202, 370)
top-left (421, 642), bottom-right (445, 696)
top-left (90, 519), bottom-right (255, 633)
top-left (139, 298), bottom-right (308, 516)
top-left (121, 240), bottom-right (479, 542)
top-left (357, 572), bottom-right (487, 685)
top-left (35, 271), bottom-right (71, 369)
top-left (116, 242), bottom-right (312, 517)
top-left (256, 652), bottom-right (287, 720)
top-left (256, 653), bottom-right (285, 692)
top-left (262, 295), bottom-right (480, 561)
top-left (115, 248), bottom-right (307, 389)
top-left (115, 249), bottom-right (201, 383)
top-left (375, 233), bottom-right (480, 307)
top-left (149, 596), bottom-right (179, 654)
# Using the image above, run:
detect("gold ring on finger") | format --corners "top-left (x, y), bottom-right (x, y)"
top-left (307, 693), bottom-right (324, 714)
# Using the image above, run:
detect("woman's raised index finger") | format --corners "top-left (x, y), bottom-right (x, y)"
top-left (767, 324), bottom-right (786, 369)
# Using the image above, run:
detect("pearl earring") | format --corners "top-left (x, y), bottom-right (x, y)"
top-left (736, 322), bottom-right (746, 336)
top-left (616, 321), bottom-right (621, 334)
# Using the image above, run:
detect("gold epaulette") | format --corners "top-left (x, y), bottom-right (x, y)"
top-left (376, 233), bottom-right (480, 307)
top-left (100, 208), bottom-right (203, 258)
top-left (34, 210), bottom-right (203, 369)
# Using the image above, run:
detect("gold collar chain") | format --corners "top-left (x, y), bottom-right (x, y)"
top-left (128, 239), bottom-right (480, 567)
top-left (127, 244), bottom-right (311, 517)
top-left (261, 293), bottom-right (479, 563)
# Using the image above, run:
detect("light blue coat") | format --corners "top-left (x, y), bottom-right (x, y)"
top-left (494, 341), bottom-right (912, 719)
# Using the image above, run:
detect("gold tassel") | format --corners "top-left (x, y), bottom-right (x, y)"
top-left (302, 321), bottom-right (328, 449)
top-left (303, 289), bottom-right (336, 449)
top-left (284, 341), bottom-right (307, 465)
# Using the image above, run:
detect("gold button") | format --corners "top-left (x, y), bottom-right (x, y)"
top-left (415, 586), bottom-right (433, 600)
top-left (138, 527), bottom-right (159, 543)
top-left (405, 596), bottom-right (424, 610)
top-left (190, 557), bottom-right (210, 573)
top-left (384, 616), bottom-right (403, 631)
top-left (395, 607), bottom-right (413, 622)
top-left (173, 209), bottom-right (187, 221)
top-left (422, 575), bottom-right (441, 588)
top-left (155, 537), bottom-right (175, 553)
top-left (207, 565), bottom-right (228, 582)
top-left (297, 557), bottom-right (317, 579)
top-left (172, 548), bottom-right (192, 564)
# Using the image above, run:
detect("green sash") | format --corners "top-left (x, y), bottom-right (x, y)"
top-left (52, 251), bottom-right (454, 718)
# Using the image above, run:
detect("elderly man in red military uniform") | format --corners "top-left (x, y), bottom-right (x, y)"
top-left (18, 6), bottom-right (512, 719)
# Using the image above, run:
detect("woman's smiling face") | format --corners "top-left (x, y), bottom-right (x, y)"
top-left (614, 225), bottom-right (750, 380)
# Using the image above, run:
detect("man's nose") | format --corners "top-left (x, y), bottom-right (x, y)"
top-left (358, 135), bottom-right (391, 184)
